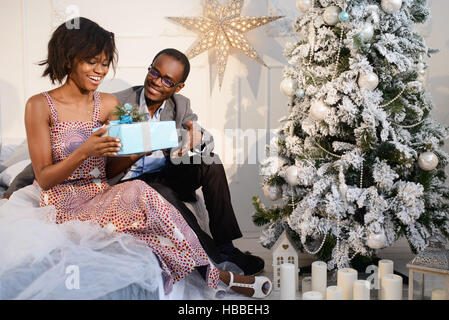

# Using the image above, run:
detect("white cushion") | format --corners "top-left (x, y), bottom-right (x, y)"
top-left (0, 159), bottom-right (32, 187)
top-left (0, 144), bottom-right (20, 163)
top-left (2, 140), bottom-right (29, 168)
top-left (0, 138), bottom-right (26, 161)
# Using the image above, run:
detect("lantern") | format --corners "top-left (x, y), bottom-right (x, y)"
top-left (406, 236), bottom-right (449, 300)
top-left (272, 230), bottom-right (300, 291)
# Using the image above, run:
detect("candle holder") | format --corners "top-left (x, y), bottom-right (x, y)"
top-left (406, 236), bottom-right (449, 300)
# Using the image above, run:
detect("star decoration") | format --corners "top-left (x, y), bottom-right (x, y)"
top-left (167, 0), bottom-right (283, 88)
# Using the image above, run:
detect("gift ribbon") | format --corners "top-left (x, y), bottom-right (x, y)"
top-left (141, 122), bottom-right (152, 152)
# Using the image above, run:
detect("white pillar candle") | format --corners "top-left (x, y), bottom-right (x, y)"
top-left (302, 291), bottom-right (323, 300)
top-left (431, 289), bottom-right (447, 300)
top-left (280, 263), bottom-right (296, 300)
top-left (381, 274), bottom-right (402, 300)
top-left (311, 261), bottom-right (327, 297)
top-left (302, 276), bottom-right (312, 294)
top-left (326, 286), bottom-right (342, 300)
top-left (337, 268), bottom-right (358, 300)
top-left (378, 259), bottom-right (394, 299)
top-left (353, 280), bottom-right (370, 300)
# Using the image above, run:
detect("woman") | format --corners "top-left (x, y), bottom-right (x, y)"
top-left (23, 17), bottom-right (271, 298)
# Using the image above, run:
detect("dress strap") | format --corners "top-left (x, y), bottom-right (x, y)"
top-left (42, 92), bottom-right (59, 124)
top-left (92, 91), bottom-right (101, 123)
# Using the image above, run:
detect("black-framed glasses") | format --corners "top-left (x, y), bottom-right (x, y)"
top-left (147, 66), bottom-right (183, 88)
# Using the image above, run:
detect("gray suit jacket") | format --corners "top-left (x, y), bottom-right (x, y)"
top-left (5, 87), bottom-right (215, 196)
top-left (115, 86), bottom-right (215, 155)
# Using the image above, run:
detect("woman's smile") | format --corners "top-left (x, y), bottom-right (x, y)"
top-left (87, 75), bottom-right (102, 85)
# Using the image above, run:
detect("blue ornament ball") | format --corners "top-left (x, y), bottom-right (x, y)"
top-left (295, 88), bottom-right (305, 98)
top-left (338, 11), bottom-right (350, 22)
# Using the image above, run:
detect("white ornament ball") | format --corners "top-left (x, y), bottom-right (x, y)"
top-left (418, 152), bottom-right (439, 171)
top-left (381, 0), bottom-right (402, 14)
top-left (367, 232), bottom-right (387, 249)
top-left (323, 6), bottom-right (341, 26)
top-left (296, 0), bottom-right (313, 13)
top-left (310, 99), bottom-right (330, 121)
top-left (280, 78), bottom-right (297, 96)
top-left (359, 22), bottom-right (374, 42)
top-left (263, 185), bottom-right (282, 201)
top-left (358, 71), bottom-right (379, 90)
top-left (285, 166), bottom-right (299, 186)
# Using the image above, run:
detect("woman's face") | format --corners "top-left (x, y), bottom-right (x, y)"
top-left (68, 51), bottom-right (110, 92)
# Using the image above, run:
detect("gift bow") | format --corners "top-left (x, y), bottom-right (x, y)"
top-left (120, 115), bottom-right (133, 124)
top-left (119, 103), bottom-right (134, 124)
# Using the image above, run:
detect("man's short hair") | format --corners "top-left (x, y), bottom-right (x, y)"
top-left (152, 48), bottom-right (190, 83)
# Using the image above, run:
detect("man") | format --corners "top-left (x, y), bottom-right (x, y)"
top-left (5, 48), bottom-right (264, 276)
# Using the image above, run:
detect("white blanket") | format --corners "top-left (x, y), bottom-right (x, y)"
top-left (0, 185), bottom-right (240, 300)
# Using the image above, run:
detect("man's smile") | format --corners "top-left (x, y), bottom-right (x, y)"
top-left (147, 83), bottom-right (162, 95)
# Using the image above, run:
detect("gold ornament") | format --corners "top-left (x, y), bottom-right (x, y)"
top-left (167, 0), bottom-right (282, 88)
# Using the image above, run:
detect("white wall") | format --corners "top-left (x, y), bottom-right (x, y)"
top-left (0, 0), bottom-right (448, 234)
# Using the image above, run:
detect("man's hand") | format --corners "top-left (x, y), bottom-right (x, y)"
top-left (171, 121), bottom-right (203, 158)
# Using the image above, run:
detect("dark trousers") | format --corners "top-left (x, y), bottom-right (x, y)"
top-left (121, 153), bottom-right (242, 264)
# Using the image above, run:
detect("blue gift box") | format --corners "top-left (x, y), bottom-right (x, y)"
top-left (94, 121), bottom-right (179, 156)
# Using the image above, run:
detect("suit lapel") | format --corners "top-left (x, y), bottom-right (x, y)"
top-left (135, 87), bottom-right (143, 107)
top-left (160, 97), bottom-right (175, 122)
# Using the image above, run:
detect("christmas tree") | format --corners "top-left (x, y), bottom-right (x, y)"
top-left (253, 0), bottom-right (449, 270)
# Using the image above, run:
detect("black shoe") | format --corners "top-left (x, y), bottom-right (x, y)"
top-left (226, 248), bottom-right (265, 276)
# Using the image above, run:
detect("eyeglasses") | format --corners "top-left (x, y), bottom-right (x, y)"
top-left (147, 66), bottom-right (183, 88)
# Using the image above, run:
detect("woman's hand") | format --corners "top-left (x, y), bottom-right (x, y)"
top-left (78, 125), bottom-right (122, 159)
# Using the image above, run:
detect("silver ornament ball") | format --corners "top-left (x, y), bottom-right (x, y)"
top-left (323, 6), bottom-right (341, 26)
top-left (359, 22), bottom-right (374, 42)
top-left (381, 0), bottom-right (402, 14)
top-left (310, 99), bottom-right (330, 121)
top-left (280, 78), bottom-right (297, 96)
top-left (285, 166), bottom-right (299, 186)
top-left (358, 71), bottom-right (379, 90)
top-left (418, 152), bottom-right (439, 171)
top-left (367, 232), bottom-right (387, 249)
top-left (296, 0), bottom-right (313, 13)
top-left (263, 185), bottom-right (282, 201)
top-left (295, 88), bottom-right (305, 99)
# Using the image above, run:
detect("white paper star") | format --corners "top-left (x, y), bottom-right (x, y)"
top-left (167, 0), bottom-right (283, 88)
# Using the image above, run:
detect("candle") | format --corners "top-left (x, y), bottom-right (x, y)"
top-left (311, 261), bottom-right (327, 297)
top-left (302, 291), bottom-right (323, 300)
top-left (353, 280), bottom-right (370, 300)
top-left (337, 268), bottom-right (358, 300)
top-left (378, 259), bottom-right (393, 299)
top-left (302, 276), bottom-right (312, 294)
top-left (326, 286), bottom-right (342, 300)
top-left (381, 274), bottom-right (402, 300)
top-left (431, 289), bottom-right (447, 300)
top-left (280, 263), bottom-right (296, 300)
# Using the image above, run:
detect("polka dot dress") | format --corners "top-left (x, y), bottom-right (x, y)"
top-left (37, 92), bottom-right (219, 294)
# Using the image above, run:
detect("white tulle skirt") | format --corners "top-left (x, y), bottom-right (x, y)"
top-left (0, 185), bottom-right (239, 300)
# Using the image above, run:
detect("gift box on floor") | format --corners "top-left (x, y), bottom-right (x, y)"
top-left (94, 121), bottom-right (179, 156)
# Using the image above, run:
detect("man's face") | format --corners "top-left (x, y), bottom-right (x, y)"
top-left (144, 54), bottom-right (185, 104)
